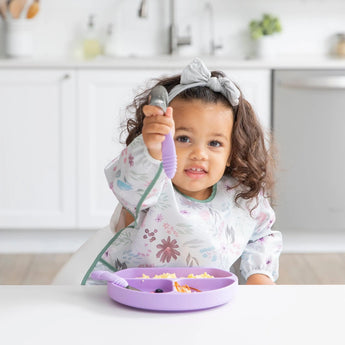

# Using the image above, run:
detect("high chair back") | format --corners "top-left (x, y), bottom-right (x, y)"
top-left (52, 204), bottom-right (122, 285)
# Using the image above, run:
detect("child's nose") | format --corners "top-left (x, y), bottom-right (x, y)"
top-left (190, 145), bottom-right (208, 160)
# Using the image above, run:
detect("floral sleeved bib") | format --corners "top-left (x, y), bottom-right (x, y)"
top-left (82, 135), bottom-right (282, 285)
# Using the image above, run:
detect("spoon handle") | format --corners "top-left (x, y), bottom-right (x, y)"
top-left (149, 85), bottom-right (177, 179)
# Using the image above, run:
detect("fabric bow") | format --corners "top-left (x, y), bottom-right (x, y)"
top-left (168, 57), bottom-right (240, 106)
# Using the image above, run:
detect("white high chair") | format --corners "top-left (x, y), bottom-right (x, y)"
top-left (52, 204), bottom-right (244, 285)
top-left (52, 204), bottom-right (123, 285)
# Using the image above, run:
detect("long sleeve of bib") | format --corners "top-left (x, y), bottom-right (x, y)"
top-left (104, 135), bottom-right (167, 217)
top-left (240, 195), bottom-right (282, 282)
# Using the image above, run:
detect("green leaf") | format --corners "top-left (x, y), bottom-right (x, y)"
top-left (248, 13), bottom-right (282, 40)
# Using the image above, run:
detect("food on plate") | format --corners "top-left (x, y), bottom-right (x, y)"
top-left (187, 272), bottom-right (214, 279)
top-left (139, 272), bottom-right (214, 279)
top-left (174, 281), bottom-right (201, 293)
top-left (141, 273), bottom-right (177, 279)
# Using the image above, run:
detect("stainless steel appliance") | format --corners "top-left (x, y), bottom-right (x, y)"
top-left (273, 70), bottom-right (345, 233)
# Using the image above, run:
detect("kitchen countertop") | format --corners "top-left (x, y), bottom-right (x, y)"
top-left (1, 55), bottom-right (345, 69)
top-left (1, 284), bottom-right (344, 345)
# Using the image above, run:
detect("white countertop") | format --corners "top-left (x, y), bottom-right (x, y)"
top-left (1, 285), bottom-right (344, 345)
top-left (1, 55), bottom-right (345, 69)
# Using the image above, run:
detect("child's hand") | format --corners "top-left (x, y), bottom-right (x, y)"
top-left (246, 274), bottom-right (275, 285)
top-left (142, 105), bottom-right (174, 161)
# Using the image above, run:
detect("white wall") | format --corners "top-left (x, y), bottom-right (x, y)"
top-left (1, 0), bottom-right (345, 59)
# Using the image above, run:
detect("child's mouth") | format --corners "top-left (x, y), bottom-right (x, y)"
top-left (185, 167), bottom-right (207, 178)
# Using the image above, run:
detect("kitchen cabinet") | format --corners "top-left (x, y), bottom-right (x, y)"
top-left (0, 69), bottom-right (77, 228)
top-left (0, 65), bottom-right (271, 230)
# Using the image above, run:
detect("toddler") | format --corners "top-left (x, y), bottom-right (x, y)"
top-left (83, 58), bottom-right (282, 285)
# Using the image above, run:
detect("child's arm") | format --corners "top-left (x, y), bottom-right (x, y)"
top-left (104, 105), bottom-right (174, 218)
top-left (104, 134), bottom-right (168, 218)
top-left (240, 195), bottom-right (283, 284)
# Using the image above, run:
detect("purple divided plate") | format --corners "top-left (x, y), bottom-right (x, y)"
top-left (104, 267), bottom-right (238, 311)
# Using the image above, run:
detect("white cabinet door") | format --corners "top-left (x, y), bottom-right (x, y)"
top-left (77, 69), bottom-right (174, 228)
top-left (0, 69), bottom-right (76, 228)
top-left (225, 69), bottom-right (271, 131)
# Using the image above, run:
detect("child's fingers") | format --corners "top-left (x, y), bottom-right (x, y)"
top-left (143, 109), bottom-right (174, 130)
top-left (143, 117), bottom-right (172, 136)
top-left (164, 106), bottom-right (173, 118)
top-left (165, 107), bottom-right (175, 136)
top-left (142, 106), bottom-right (174, 161)
top-left (143, 104), bottom-right (164, 117)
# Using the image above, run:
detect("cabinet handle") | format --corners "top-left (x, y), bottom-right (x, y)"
top-left (279, 76), bottom-right (345, 90)
top-left (62, 74), bottom-right (71, 80)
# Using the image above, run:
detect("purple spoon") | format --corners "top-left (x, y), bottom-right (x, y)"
top-left (90, 270), bottom-right (141, 291)
top-left (149, 85), bottom-right (177, 179)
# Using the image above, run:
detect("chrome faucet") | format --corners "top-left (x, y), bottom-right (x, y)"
top-left (137, 0), bottom-right (192, 55)
top-left (205, 2), bottom-right (222, 55)
top-left (138, 0), bottom-right (148, 18)
top-left (168, 0), bottom-right (192, 54)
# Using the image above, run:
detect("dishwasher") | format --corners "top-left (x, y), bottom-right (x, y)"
top-left (273, 70), bottom-right (345, 234)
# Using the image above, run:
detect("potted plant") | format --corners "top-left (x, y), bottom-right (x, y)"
top-left (249, 13), bottom-right (282, 58)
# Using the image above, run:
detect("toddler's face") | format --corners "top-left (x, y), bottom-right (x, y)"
top-left (170, 98), bottom-right (234, 200)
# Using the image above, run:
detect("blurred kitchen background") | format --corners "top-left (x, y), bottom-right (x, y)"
top-left (1, 0), bottom-right (345, 284)
top-left (1, 0), bottom-right (345, 58)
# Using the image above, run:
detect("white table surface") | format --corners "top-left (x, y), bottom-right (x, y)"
top-left (1, 285), bottom-right (344, 345)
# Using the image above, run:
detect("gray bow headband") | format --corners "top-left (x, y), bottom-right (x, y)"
top-left (168, 57), bottom-right (241, 106)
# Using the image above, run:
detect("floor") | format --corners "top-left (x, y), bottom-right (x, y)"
top-left (0, 253), bottom-right (73, 285)
top-left (1, 253), bottom-right (345, 284)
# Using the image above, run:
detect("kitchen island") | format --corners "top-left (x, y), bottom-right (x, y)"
top-left (1, 285), bottom-right (343, 345)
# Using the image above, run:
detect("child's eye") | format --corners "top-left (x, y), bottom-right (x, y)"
top-left (209, 140), bottom-right (222, 147)
top-left (176, 135), bottom-right (190, 143)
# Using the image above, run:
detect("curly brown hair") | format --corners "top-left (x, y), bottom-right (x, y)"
top-left (122, 71), bottom-right (275, 208)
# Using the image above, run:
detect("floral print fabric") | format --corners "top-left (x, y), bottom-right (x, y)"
top-left (85, 135), bottom-right (282, 284)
